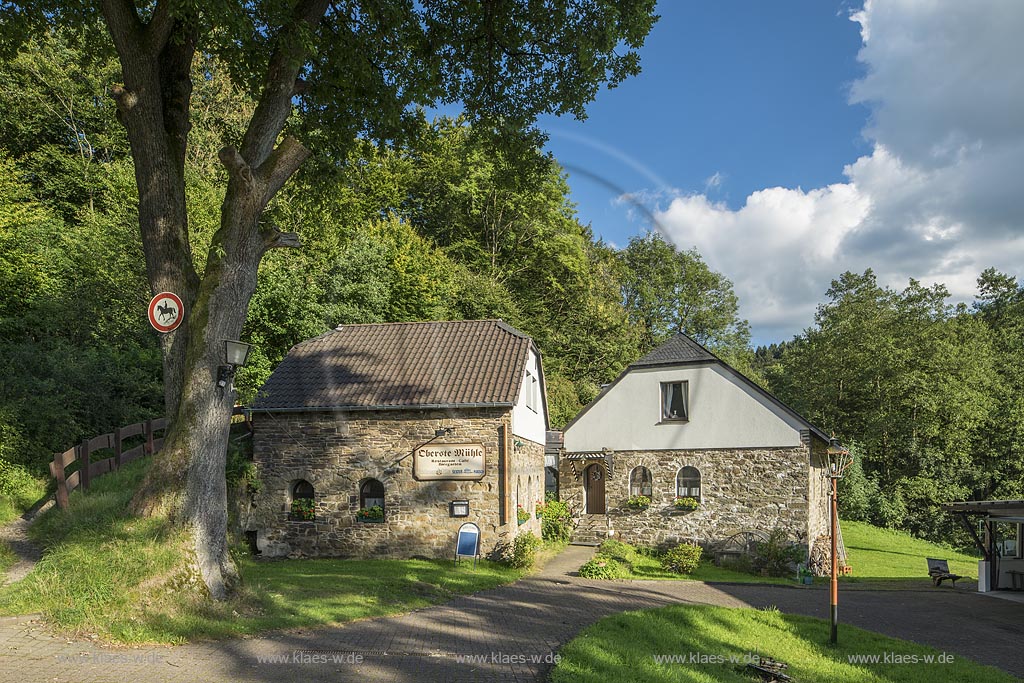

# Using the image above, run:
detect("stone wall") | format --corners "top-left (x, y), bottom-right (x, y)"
top-left (250, 409), bottom-right (543, 560)
top-left (558, 446), bottom-right (817, 549)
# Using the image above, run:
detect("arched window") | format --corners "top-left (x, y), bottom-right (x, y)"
top-left (292, 479), bottom-right (314, 501)
top-left (360, 479), bottom-right (385, 511)
top-left (676, 467), bottom-right (701, 501)
top-left (629, 466), bottom-right (652, 498)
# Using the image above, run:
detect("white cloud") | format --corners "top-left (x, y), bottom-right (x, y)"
top-left (654, 0), bottom-right (1024, 342)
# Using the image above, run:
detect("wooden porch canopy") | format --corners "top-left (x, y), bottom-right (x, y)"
top-left (562, 450), bottom-right (614, 481)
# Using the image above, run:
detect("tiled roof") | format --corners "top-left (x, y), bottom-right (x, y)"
top-left (630, 333), bottom-right (717, 367)
top-left (251, 320), bottom-right (533, 411)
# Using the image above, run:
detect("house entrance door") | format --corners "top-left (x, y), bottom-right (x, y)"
top-left (584, 464), bottom-right (606, 514)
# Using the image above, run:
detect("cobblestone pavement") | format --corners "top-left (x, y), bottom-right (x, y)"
top-left (1, 545), bottom-right (1021, 683)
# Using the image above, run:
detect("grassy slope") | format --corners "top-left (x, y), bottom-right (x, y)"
top-left (0, 459), bottom-right (527, 643)
top-left (551, 605), bottom-right (1015, 683)
top-left (841, 521), bottom-right (979, 582)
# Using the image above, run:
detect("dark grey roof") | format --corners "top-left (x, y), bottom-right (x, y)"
top-left (251, 320), bottom-right (534, 411)
top-left (630, 333), bottom-right (717, 367)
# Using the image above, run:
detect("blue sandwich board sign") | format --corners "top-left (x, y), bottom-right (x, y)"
top-left (455, 522), bottom-right (480, 567)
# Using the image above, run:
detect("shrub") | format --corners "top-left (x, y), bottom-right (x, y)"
top-left (752, 529), bottom-right (805, 577)
top-left (290, 497), bottom-right (315, 520)
top-left (0, 458), bottom-right (39, 499)
top-left (625, 495), bottom-right (651, 509)
top-left (516, 505), bottom-right (530, 525)
top-left (509, 532), bottom-right (541, 568)
top-left (673, 496), bottom-right (699, 511)
top-left (540, 498), bottom-right (573, 542)
top-left (661, 542), bottom-right (702, 574)
top-left (579, 554), bottom-right (625, 579)
top-left (355, 504), bottom-right (383, 520)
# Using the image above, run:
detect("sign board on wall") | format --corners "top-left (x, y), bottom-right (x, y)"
top-left (414, 443), bottom-right (486, 481)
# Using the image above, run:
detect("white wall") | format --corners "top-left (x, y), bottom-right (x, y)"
top-left (512, 347), bottom-right (547, 444)
top-left (564, 363), bottom-right (805, 452)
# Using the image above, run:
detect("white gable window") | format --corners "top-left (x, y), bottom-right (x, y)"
top-left (525, 372), bottom-right (538, 412)
top-left (661, 381), bottom-right (688, 421)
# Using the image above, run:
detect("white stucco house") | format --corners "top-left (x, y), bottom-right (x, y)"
top-left (559, 332), bottom-right (831, 553)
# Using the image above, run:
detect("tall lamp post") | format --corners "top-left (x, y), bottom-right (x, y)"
top-left (825, 437), bottom-right (853, 645)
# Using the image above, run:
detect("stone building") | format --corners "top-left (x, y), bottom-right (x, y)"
top-left (560, 333), bottom-right (830, 553)
top-left (247, 320), bottom-right (548, 560)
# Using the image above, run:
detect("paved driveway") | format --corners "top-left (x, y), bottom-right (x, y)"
top-left (1, 546), bottom-right (1021, 682)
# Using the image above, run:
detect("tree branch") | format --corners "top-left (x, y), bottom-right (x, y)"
top-left (257, 136), bottom-right (311, 204)
top-left (240, 0), bottom-right (330, 167)
top-left (100, 0), bottom-right (144, 58)
top-left (263, 228), bottom-right (302, 250)
top-left (145, 1), bottom-right (175, 52)
top-left (218, 146), bottom-right (255, 187)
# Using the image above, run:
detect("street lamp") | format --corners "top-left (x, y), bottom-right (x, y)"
top-left (824, 437), bottom-right (853, 645)
top-left (217, 340), bottom-right (252, 389)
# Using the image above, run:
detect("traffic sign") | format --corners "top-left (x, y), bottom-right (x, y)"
top-left (148, 292), bottom-right (184, 333)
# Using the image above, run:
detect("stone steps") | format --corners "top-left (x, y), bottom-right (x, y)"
top-left (571, 515), bottom-right (612, 547)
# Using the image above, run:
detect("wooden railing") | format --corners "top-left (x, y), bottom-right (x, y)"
top-left (49, 418), bottom-right (169, 509)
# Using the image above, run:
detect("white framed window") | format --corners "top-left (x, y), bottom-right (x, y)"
top-left (676, 466), bottom-right (701, 501)
top-left (661, 381), bottom-right (688, 421)
top-left (629, 466), bottom-right (653, 497)
top-left (525, 371), bottom-right (538, 412)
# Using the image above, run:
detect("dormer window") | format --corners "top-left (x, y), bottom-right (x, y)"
top-left (661, 381), bottom-right (688, 421)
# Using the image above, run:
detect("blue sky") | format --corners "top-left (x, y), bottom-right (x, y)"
top-left (537, 1), bottom-right (1024, 346)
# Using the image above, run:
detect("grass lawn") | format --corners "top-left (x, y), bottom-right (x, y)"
top-left (0, 459), bottom-right (529, 644)
top-left (550, 605), bottom-right (1015, 683)
top-left (841, 521), bottom-right (978, 584)
top-left (592, 539), bottom-right (793, 585)
top-left (0, 540), bottom-right (15, 577)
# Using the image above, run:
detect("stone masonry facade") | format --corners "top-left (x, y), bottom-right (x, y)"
top-left (251, 408), bottom-right (544, 560)
top-left (559, 442), bottom-right (828, 550)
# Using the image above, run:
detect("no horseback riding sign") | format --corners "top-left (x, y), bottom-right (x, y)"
top-left (148, 292), bottom-right (184, 333)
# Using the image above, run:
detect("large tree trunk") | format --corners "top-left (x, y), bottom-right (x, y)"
top-left (101, 0), bottom-right (323, 597)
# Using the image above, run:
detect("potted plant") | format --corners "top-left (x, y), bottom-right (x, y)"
top-left (356, 505), bottom-right (385, 523)
top-left (673, 496), bottom-right (699, 511)
top-left (290, 497), bottom-right (315, 521)
top-left (798, 565), bottom-right (814, 584)
top-left (535, 500), bottom-right (544, 518)
top-left (626, 495), bottom-right (651, 510)
top-left (517, 505), bottom-right (530, 525)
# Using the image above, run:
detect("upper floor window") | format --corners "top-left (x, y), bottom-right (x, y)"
top-left (629, 466), bottom-right (653, 498)
top-left (676, 466), bottom-right (701, 501)
top-left (661, 381), bottom-right (688, 421)
top-left (525, 371), bottom-right (539, 412)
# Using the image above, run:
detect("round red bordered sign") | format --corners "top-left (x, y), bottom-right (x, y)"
top-left (148, 292), bottom-right (184, 333)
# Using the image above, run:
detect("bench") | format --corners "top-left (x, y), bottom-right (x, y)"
top-left (927, 558), bottom-right (964, 587)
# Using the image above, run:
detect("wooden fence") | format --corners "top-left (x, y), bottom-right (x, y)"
top-left (49, 418), bottom-right (169, 509)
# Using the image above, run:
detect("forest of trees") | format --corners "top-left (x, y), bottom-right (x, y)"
top-left (1, 28), bottom-right (1022, 551)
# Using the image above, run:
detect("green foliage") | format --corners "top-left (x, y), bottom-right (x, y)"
top-left (578, 554), bottom-right (626, 579)
top-left (752, 529), bottom-right (805, 577)
top-left (626, 495), bottom-right (651, 509)
top-left (660, 542), bottom-right (702, 574)
top-left (539, 498), bottom-right (573, 542)
top-left (224, 433), bottom-right (260, 495)
top-left (673, 496), bottom-right (699, 511)
top-left (621, 231), bottom-right (751, 361)
top-left (289, 498), bottom-right (316, 521)
top-left (767, 269), bottom-right (1016, 546)
top-left (508, 532), bottom-right (541, 569)
top-left (355, 505), bottom-right (384, 521)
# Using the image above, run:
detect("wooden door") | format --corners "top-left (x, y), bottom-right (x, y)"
top-left (584, 464), bottom-right (606, 514)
